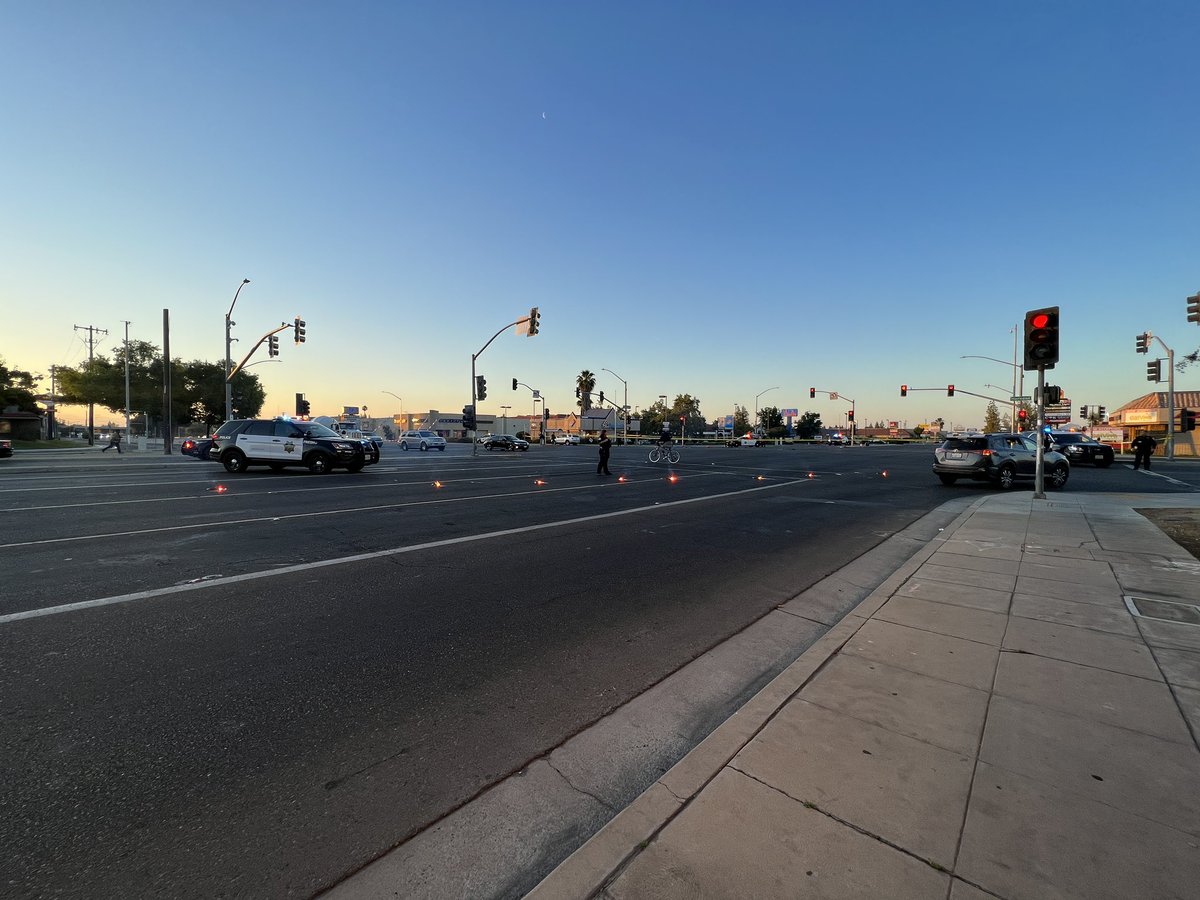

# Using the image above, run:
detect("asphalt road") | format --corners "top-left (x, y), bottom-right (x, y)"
top-left (1, 441), bottom-right (1192, 898)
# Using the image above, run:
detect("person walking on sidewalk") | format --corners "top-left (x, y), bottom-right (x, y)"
top-left (596, 429), bottom-right (612, 475)
top-left (101, 431), bottom-right (123, 454)
top-left (1131, 431), bottom-right (1156, 469)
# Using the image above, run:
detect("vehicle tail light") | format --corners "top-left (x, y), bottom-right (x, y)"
top-left (980, 449), bottom-right (992, 456)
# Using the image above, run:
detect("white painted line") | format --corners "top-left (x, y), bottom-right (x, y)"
top-left (0, 470), bottom-right (730, 549)
top-left (0, 478), bottom-right (806, 625)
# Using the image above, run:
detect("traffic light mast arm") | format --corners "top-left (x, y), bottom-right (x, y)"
top-left (227, 322), bottom-right (294, 382)
top-left (900, 386), bottom-right (1011, 403)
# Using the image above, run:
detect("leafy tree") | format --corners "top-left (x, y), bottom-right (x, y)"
top-left (983, 401), bottom-right (1002, 433)
top-left (55, 343), bottom-right (264, 430)
top-left (576, 370), bottom-right (596, 410)
top-left (758, 405), bottom-right (784, 433)
top-left (667, 393), bottom-right (705, 436)
top-left (795, 411), bottom-right (822, 439)
top-left (732, 404), bottom-right (751, 435)
top-left (0, 358), bottom-right (41, 413)
top-left (912, 424), bottom-right (925, 437)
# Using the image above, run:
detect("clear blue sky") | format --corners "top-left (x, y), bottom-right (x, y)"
top-left (3, 1), bottom-right (1198, 431)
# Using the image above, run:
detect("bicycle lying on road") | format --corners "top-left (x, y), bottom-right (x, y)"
top-left (648, 442), bottom-right (680, 464)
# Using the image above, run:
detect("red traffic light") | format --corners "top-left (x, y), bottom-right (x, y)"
top-left (1031, 313), bottom-right (1050, 329)
top-left (900, 384), bottom-right (908, 397)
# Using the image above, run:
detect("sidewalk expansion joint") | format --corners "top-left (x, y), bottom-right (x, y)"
top-left (728, 765), bottom-right (959, 876)
top-left (545, 759), bottom-right (615, 812)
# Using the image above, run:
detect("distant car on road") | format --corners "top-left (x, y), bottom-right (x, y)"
top-left (399, 430), bottom-right (447, 451)
top-left (0, 438), bottom-right (12, 458)
top-left (553, 434), bottom-right (581, 445)
top-left (726, 435), bottom-right (766, 447)
top-left (933, 432), bottom-right (1069, 490)
top-left (483, 434), bottom-right (529, 451)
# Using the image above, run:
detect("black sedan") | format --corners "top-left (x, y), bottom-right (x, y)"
top-left (180, 436), bottom-right (217, 460)
top-left (483, 435), bottom-right (529, 451)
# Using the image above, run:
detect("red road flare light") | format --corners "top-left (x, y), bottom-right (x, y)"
top-left (808, 472), bottom-right (815, 478)
top-left (216, 484), bottom-right (228, 493)
top-left (756, 475), bottom-right (766, 481)
top-left (534, 479), bottom-right (546, 486)
top-left (433, 481), bottom-right (443, 488)
top-left (618, 476), bottom-right (627, 482)
top-left (668, 474), bottom-right (678, 483)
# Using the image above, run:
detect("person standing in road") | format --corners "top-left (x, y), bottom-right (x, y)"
top-left (597, 429), bottom-right (612, 475)
top-left (101, 431), bottom-right (122, 454)
top-left (1131, 431), bottom-right (1157, 470)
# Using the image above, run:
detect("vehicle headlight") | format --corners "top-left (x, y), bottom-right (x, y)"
top-left (333, 441), bottom-right (352, 450)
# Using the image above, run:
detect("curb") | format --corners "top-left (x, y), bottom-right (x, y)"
top-left (526, 494), bottom-right (992, 899)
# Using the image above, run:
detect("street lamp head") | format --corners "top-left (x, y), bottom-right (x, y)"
top-left (242, 278), bottom-right (250, 284)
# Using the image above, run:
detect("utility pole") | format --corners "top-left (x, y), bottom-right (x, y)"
top-left (122, 320), bottom-right (132, 443)
top-left (225, 279), bottom-right (250, 422)
top-left (74, 323), bottom-right (108, 446)
top-left (162, 309), bottom-right (173, 455)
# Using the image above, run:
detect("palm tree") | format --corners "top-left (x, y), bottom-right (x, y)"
top-left (576, 370), bottom-right (596, 410)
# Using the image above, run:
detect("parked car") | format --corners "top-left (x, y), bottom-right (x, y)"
top-left (553, 434), bottom-right (581, 445)
top-left (398, 430), bottom-right (447, 451)
top-left (727, 435), bottom-right (766, 447)
top-left (933, 432), bottom-right (1069, 490)
top-left (1026, 431), bottom-right (1114, 468)
top-left (483, 434), bottom-right (529, 451)
top-left (0, 438), bottom-right (12, 458)
top-left (214, 418), bottom-right (379, 474)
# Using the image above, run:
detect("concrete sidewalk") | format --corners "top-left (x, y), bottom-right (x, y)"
top-left (530, 492), bottom-right (1200, 900)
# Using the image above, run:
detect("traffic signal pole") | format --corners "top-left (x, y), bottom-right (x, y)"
top-left (471, 311), bottom-right (536, 457)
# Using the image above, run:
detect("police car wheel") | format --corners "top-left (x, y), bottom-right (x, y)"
top-left (307, 452), bottom-right (333, 475)
top-left (222, 449), bottom-right (247, 474)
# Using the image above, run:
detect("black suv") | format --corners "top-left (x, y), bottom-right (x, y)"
top-left (214, 418), bottom-right (379, 474)
top-left (933, 433), bottom-right (1069, 490)
top-left (1025, 431), bottom-right (1114, 468)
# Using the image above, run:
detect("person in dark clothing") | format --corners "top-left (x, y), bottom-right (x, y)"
top-left (597, 429), bottom-right (612, 475)
top-left (101, 431), bottom-right (122, 454)
top-left (1131, 432), bottom-right (1157, 470)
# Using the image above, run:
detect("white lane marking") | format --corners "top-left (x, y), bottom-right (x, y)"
top-left (0, 466), bottom-right (631, 512)
top-left (0, 471), bottom-right (734, 549)
top-left (0, 478), bottom-right (806, 624)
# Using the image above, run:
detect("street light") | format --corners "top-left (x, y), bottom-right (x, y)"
top-left (961, 347), bottom-right (1022, 432)
top-left (382, 390), bottom-right (403, 431)
top-left (755, 386), bottom-right (780, 435)
top-left (500, 405), bottom-right (511, 435)
top-left (225, 278), bottom-right (250, 422)
top-left (602, 367), bottom-right (628, 444)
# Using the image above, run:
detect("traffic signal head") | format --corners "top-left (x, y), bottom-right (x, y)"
top-left (296, 396), bottom-right (310, 417)
top-left (1045, 385), bottom-right (1061, 405)
top-left (527, 306), bottom-right (540, 336)
top-left (1188, 293), bottom-right (1200, 325)
top-left (512, 378), bottom-right (518, 391)
top-left (900, 385), bottom-right (908, 397)
top-left (1183, 409), bottom-right (1197, 432)
top-left (1135, 332), bottom-right (1149, 353)
top-left (476, 375), bottom-right (487, 400)
top-left (847, 409), bottom-right (855, 422)
top-left (1098, 405), bottom-right (1106, 420)
top-left (599, 391), bottom-right (605, 404)
top-left (1018, 408), bottom-right (1028, 422)
top-left (462, 405), bottom-right (476, 431)
top-left (809, 388), bottom-right (816, 399)
top-left (268, 334), bottom-right (280, 357)
top-left (294, 317), bottom-right (306, 344)
top-left (1079, 406), bottom-right (1087, 418)
top-left (947, 384), bottom-right (955, 397)
top-left (1147, 359), bottom-right (1162, 382)
top-left (295, 393), bottom-right (304, 416)
top-left (1023, 306), bottom-right (1060, 370)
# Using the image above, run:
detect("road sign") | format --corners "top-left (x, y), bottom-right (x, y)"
top-left (724, 415), bottom-right (734, 428)
top-left (1011, 396), bottom-right (1031, 402)
top-left (829, 392), bottom-right (838, 400)
top-left (781, 408), bottom-right (798, 417)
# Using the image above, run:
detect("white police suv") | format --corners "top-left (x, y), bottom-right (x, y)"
top-left (215, 418), bottom-right (380, 474)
